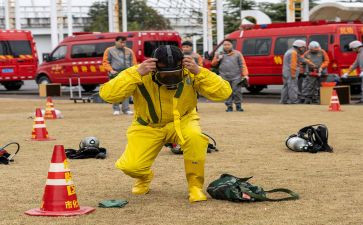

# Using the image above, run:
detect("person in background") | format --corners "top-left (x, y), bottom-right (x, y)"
top-left (302, 41), bottom-right (329, 104)
top-left (280, 40), bottom-right (306, 104)
top-left (342, 40), bottom-right (363, 104)
top-left (211, 39), bottom-right (249, 112)
top-left (181, 41), bottom-right (203, 66)
top-left (103, 36), bottom-right (136, 115)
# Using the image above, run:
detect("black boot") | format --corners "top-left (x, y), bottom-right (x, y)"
top-left (235, 104), bottom-right (244, 112)
top-left (226, 106), bottom-right (233, 112)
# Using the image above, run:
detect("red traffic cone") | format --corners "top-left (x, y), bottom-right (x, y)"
top-left (329, 90), bottom-right (341, 112)
top-left (44, 97), bottom-right (57, 119)
top-left (31, 108), bottom-right (55, 141)
top-left (25, 145), bottom-right (95, 216)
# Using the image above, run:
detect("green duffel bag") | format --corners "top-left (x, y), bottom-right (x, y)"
top-left (207, 174), bottom-right (299, 202)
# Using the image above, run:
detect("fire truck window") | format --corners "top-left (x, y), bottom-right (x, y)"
top-left (274, 36), bottom-right (306, 55)
top-left (51, 46), bottom-right (67, 61)
top-left (0, 41), bottom-right (5, 55)
top-left (7, 40), bottom-right (32, 57)
top-left (144, 41), bottom-right (179, 57)
top-left (242, 38), bottom-right (271, 56)
top-left (71, 44), bottom-right (96, 58)
top-left (340, 34), bottom-right (357, 52)
top-left (309, 35), bottom-right (329, 51)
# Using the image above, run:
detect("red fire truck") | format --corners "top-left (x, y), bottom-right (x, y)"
top-left (0, 30), bottom-right (38, 90)
top-left (36, 31), bottom-right (181, 91)
top-left (204, 21), bottom-right (363, 93)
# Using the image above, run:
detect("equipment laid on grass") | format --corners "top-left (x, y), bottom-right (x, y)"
top-left (31, 108), bottom-right (55, 141)
top-left (98, 199), bottom-right (128, 208)
top-left (65, 137), bottom-right (107, 159)
top-left (25, 145), bottom-right (95, 216)
top-left (0, 142), bottom-right (20, 165)
top-left (329, 90), bottom-right (341, 112)
top-left (166, 133), bottom-right (219, 154)
top-left (285, 124), bottom-right (333, 153)
top-left (207, 174), bottom-right (299, 202)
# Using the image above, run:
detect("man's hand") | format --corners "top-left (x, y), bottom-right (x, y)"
top-left (136, 58), bottom-right (157, 76)
top-left (183, 56), bottom-right (200, 75)
top-left (342, 73), bottom-right (349, 79)
top-left (110, 70), bottom-right (118, 75)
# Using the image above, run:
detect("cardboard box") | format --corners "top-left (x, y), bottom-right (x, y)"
top-left (39, 83), bottom-right (62, 97)
top-left (320, 85), bottom-right (350, 105)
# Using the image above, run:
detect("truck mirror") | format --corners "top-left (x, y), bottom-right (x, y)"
top-left (43, 53), bottom-right (50, 62)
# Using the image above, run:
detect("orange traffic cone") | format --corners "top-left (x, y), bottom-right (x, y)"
top-left (31, 108), bottom-right (55, 141)
top-left (329, 90), bottom-right (341, 112)
top-left (25, 145), bottom-right (95, 216)
top-left (44, 97), bottom-right (57, 119)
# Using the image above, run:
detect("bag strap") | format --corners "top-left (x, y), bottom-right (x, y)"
top-left (264, 188), bottom-right (299, 201)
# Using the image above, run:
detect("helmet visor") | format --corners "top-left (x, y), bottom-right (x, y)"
top-left (155, 69), bottom-right (183, 86)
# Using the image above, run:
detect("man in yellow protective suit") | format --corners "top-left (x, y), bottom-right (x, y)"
top-left (99, 45), bottom-right (232, 203)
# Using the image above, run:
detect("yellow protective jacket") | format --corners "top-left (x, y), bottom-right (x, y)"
top-left (99, 66), bottom-right (232, 143)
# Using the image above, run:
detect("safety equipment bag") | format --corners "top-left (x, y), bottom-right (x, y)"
top-left (207, 174), bottom-right (299, 202)
top-left (286, 124), bottom-right (333, 153)
top-left (0, 142), bottom-right (20, 165)
top-left (65, 147), bottom-right (106, 159)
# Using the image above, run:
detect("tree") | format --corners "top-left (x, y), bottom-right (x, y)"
top-left (85, 0), bottom-right (171, 32)
top-left (224, 0), bottom-right (256, 34)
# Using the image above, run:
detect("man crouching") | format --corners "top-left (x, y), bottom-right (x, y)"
top-left (99, 45), bottom-right (232, 203)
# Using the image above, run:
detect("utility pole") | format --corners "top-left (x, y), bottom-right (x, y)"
top-left (57, 0), bottom-right (64, 42)
top-left (15, 0), bottom-right (20, 29)
top-left (50, 0), bottom-right (59, 49)
top-left (113, 0), bottom-right (120, 32)
top-left (4, 0), bottom-right (9, 29)
top-left (67, 0), bottom-right (73, 36)
top-left (216, 0), bottom-right (224, 44)
top-left (202, 0), bottom-right (208, 54)
top-left (108, 0), bottom-right (114, 32)
top-left (122, 0), bottom-right (127, 32)
top-left (207, 0), bottom-right (213, 52)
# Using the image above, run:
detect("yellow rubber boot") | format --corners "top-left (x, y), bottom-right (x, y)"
top-left (184, 160), bottom-right (207, 203)
top-left (132, 171), bottom-right (154, 195)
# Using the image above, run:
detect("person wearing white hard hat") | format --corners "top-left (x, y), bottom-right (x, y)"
top-left (302, 41), bottom-right (330, 104)
top-left (281, 39), bottom-right (306, 104)
top-left (342, 40), bottom-right (363, 103)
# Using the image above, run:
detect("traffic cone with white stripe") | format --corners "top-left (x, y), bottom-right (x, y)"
top-left (25, 145), bottom-right (95, 216)
top-left (329, 90), bottom-right (341, 112)
top-left (31, 108), bottom-right (55, 141)
top-left (44, 97), bottom-right (57, 119)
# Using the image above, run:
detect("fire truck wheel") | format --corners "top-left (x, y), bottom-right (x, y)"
top-left (3, 81), bottom-right (23, 91)
top-left (37, 76), bottom-right (51, 85)
top-left (246, 85), bottom-right (265, 94)
top-left (81, 85), bottom-right (98, 92)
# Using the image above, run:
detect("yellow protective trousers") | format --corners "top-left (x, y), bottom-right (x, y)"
top-left (115, 113), bottom-right (208, 179)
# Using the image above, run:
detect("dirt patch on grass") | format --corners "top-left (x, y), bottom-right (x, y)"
top-left (0, 98), bottom-right (362, 225)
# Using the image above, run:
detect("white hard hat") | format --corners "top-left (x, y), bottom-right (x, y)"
top-left (292, 40), bottom-right (306, 48)
top-left (308, 41), bottom-right (321, 50)
top-left (349, 40), bottom-right (362, 49)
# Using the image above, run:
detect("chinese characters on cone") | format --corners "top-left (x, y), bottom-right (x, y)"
top-left (25, 145), bottom-right (95, 216)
